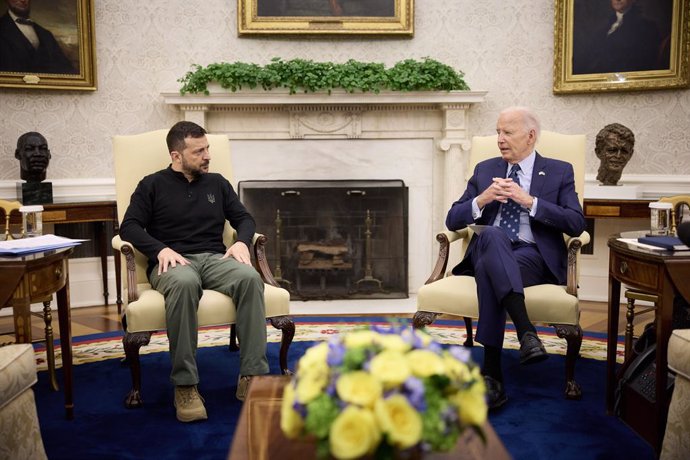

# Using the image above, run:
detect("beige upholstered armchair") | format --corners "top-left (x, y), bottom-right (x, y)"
top-left (111, 129), bottom-right (294, 408)
top-left (413, 131), bottom-right (590, 399)
top-left (0, 344), bottom-right (47, 460)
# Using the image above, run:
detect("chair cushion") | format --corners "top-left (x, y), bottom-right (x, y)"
top-left (125, 283), bottom-right (290, 333)
top-left (417, 275), bottom-right (579, 326)
top-left (0, 344), bottom-right (37, 411)
top-left (668, 329), bottom-right (690, 380)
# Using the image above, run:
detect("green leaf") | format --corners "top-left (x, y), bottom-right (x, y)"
top-left (178, 58), bottom-right (469, 95)
top-left (304, 394), bottom-right (340, 439)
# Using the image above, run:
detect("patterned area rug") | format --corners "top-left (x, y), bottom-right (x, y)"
top-left (34, 317), bottom-right (624, 371)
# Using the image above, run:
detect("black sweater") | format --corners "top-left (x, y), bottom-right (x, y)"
top-left (119, 166), bottom-right (255, 274)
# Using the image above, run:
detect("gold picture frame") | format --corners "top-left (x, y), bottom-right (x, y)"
top-left (553, 0), bottom-right (689, 94)
top-left (238, 0), bottom-right (413, 36)
top-left (0, 0), bottom-right (96, 91)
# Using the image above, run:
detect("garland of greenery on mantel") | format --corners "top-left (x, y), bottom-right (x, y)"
top-left (178, 57), bottom-right (469, 95)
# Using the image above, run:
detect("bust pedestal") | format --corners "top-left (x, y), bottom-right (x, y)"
top-left (17, 182), bottom-right (53, 205)
top-left (584, 184), bottom-right (641, 199)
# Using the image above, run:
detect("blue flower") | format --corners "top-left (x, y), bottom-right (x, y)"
top-left (427, 341), bottom-right (442, 354)
top-left (293, 400), bottom-right (307, 418)
top-left (327, 340), bottom-right (345, 367)
top-left (448, 345), bottom-right (471, 363)
top-left (403, 376), bottom-right (426, 412)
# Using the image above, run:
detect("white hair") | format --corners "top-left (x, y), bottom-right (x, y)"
top-left (500, 106), bottom-right (541, 140)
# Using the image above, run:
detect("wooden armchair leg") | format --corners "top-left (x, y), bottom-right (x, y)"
top-left (463, 317), bottom-right (474, 347)
top-left (270, 316), bottom-right (295, 374)
top-left (553, 324), bottom-right (583, 400)
top-left (412, 311), bottom-right (440, 329)
top-left (229, 324), bottom-right (239, 351)
top-left (123, 331), bottom-right (152, 409)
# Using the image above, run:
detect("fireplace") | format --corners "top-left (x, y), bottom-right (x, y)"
top-left (240, 180), bottom-right (408, 300)
top-left (163, 88), bottom-right (487, 296)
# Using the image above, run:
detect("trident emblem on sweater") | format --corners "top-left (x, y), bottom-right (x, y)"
top-left (207, 194), bottom-right (216, 204)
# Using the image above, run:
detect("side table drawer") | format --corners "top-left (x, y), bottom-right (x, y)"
top-left (28, 260), bottom-right (67, 299)
top-left (610, 252), bottom-right (659, 291)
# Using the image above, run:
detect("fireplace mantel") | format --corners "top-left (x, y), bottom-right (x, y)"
top-left (162, 88), bottom-right (487, 107)
top-left (163, 88), bottom-right (487, 231)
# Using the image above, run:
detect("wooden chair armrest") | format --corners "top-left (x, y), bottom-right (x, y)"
top-left (564, 231), bottom-right (590, 248)
top-left (565, 231), bottom-right (590, 296)
top-left (425, 228), bottom-right (472, 284)
top-left (111, 235), bottom-right (140, 303)
top-left (252, 232), bottom-right (280, 288)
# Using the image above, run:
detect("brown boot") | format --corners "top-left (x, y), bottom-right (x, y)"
top-left (174, 385), bottom-right (208, 422)
top-left (236, 376), bottom-right (252, 402)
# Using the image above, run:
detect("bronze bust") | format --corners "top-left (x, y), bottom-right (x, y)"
top-left (594, 123), bottom-right (634, 186)
top-left (15, 132), bottom-right (51, 183)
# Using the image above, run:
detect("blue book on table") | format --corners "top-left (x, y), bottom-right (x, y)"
top-left (638, 235), bottom-right (690, 251)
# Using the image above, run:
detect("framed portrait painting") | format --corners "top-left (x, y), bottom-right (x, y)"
top-left (0, 0), bottom-right (96, 90)
top-left (553, 0), bottom-right (689, 93)
top-left (238, 0), bottom-right (414, 36)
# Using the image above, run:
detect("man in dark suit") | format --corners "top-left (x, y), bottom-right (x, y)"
top-left (0, 0), bottom-right (76, 74)
top-left (446, 107), bottom-right (586, 409)
top-left (573, 0), bottom-right (665, 75)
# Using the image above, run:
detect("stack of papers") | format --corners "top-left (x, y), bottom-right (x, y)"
top-left (617, 238), bottom-right (666, 251)
top-left (0, 234), bottom-right (86, 255)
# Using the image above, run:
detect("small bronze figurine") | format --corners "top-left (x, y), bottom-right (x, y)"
top-left (595, 123), bottom-right (634, 186)
top-left (15, 132), bottom-right (53, 204)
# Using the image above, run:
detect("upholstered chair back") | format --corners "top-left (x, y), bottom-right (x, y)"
top-left (112, 130), bottom-right (236, 286)
top-left (468, 130), bottom-right (586, 205)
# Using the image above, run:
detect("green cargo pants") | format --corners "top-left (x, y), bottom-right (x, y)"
top-left (149, 253), bottom-right (268, 386)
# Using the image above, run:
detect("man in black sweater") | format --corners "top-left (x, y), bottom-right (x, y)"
top-left (119, 121), bottom-right (268, 422)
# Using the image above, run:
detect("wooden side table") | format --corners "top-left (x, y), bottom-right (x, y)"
top-left (606, 232), bottom-right (690, 453)
top-left (7, 200), bottom-right (121, 309)
top-left (583, 198), bottom-right (651, 219)
top-left (0, 247), bottom-right (76, 419)
top-left (228, 375), bottom-right (510, 460)
top-left (42, 201), bottom-right (121, 308)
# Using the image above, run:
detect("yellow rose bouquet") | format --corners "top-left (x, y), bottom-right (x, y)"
top-left (280, 325), bottom-right (488, 459)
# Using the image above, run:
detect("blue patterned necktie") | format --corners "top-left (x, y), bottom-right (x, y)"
top-left (499, 164), bottom-right (522, 242)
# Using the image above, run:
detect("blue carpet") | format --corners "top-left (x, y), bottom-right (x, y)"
top-left (33, 321), bottom-right (655, 460)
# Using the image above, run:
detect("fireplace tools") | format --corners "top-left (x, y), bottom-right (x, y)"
top-left (272, 209), bottom-right (292, 290)
top-left (355, 209), bottom-right (383, 292)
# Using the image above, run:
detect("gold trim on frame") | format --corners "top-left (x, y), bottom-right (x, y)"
top-left (0, 0), bottom-right (97, 91)
top-left (553, 0), bottom-right (689, 94)
top-left (238, 0), bottom-right (413, 36)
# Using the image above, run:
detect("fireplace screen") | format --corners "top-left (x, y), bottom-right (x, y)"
top-left (239, 180), bottom-right (408, 300)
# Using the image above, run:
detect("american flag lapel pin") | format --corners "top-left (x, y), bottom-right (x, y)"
top-left (538, 171), bottom-right (546, 176)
